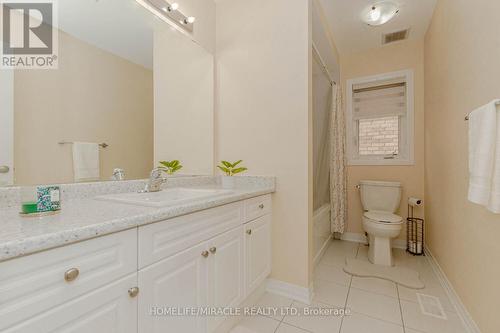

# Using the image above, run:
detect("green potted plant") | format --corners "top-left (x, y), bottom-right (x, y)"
top-left (158, 160), bottom-right (183, 175)
top-left (217, 160), bottom-right (248, 188)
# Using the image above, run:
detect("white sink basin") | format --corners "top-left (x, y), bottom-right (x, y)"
top-left (96, 188), bottom-right (234, 208)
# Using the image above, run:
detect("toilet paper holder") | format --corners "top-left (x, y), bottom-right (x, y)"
top-left (407, 198), bottom-right (424, 256)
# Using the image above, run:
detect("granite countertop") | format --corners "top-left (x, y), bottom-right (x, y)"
top-left (0, 176), bottom-right (275, 262)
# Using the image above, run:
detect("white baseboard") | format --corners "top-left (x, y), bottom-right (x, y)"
top-left (314, 234), bottom-right (332, 266)
top-left (425, 246), bottom-right (481, 333)
top-left (266, 278), bottom-right (313, 305)
top-left (340, 232), bottom-right (406, 249)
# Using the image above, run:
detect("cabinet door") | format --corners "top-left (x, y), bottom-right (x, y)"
top-left (0, 229), bottom-right (137, 331)
top-left (244, 215), bottom-right (272, 296)
top-left (138, 242), bottom-right (209, 333)
top-left (2, 274), bottom-right (137, 333)
top-left (207, 226), bottom-right (244, 332)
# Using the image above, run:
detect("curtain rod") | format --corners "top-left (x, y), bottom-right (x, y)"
top-left (312, 42), bottom-right (336, 86)
top-left (353, 82), bottom-right (406, 93)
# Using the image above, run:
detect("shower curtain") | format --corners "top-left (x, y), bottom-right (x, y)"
top-left (330, 85), bottom-right (347, 233)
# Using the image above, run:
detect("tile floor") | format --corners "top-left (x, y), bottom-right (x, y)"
top-left (230, 240), bottom-right (468, 333)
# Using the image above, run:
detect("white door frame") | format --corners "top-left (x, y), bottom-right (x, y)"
top-left (0, 66), bottom-right (14, 186)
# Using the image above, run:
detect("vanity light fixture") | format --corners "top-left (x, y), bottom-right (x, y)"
top-left (168, 2), bottom-right (179, 11)
top-left (184, 16), bottom-right (196, 24)
top-left (362, 1), bottom-right (399, 26)
top-left (136, 0), bottom-right (195, 32)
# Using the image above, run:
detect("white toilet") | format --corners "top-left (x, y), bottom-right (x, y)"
top-left (359, 180), bottom-right (403, 266)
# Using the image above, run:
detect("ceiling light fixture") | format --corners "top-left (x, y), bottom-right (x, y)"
top-left (362, 2), bottom-right (399, 26)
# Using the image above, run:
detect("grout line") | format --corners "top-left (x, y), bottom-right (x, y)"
top-left (339, 245), bottom-right (356, 333)
top-left (278, 321), bottom-right (315, 333)
top-left (396, 284), bottom-right (407, 332)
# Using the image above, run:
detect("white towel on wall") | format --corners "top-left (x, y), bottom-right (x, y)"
top-left (468, 100), bottom-right (500, 213)
top-left (72, 142), bottom-right (100, 182)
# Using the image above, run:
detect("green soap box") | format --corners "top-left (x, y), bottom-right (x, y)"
top-left (37, 186), bottom-right (61, 212)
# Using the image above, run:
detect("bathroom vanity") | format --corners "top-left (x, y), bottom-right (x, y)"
top-left (0, 177), bottom-right (274, 333)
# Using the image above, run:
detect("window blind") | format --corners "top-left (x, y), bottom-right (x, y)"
top-left (352, 84), bottom-right (406, 120)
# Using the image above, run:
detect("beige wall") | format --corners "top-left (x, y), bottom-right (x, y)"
top-left (14, 30), bottom-right (153, 185)
top-left (425, 0), bottom-right (500, 331)
top-left (175, 0), bottom-right (216, 54)
top-left (216, 0), bottom-right (313, 288)
top-left (341, 39), bottom-right (425, 238)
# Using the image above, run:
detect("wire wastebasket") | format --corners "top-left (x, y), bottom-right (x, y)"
top-left (406, 201), bottom-right (424, 256)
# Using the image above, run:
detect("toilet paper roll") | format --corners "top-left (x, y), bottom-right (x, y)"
top-left (408, 197), bottom-right (423, 207)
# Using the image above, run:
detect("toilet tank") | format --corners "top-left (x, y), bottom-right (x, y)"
top-left (359, 180), bottom-right (402, 213)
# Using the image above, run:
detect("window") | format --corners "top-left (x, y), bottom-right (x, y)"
top-left (346, 70), bottom-right (414, 165)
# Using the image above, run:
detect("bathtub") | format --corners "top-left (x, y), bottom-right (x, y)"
top-left (313, 204), bottom-right (332, 265)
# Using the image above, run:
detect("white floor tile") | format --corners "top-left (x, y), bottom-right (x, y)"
top-left (230, 315), bottom-right (280, 333)
top-left (351, 276), bottom-right (398, 298)
top-left (314, 262), bottom-right (352, 286)
top-left (275, 323), bottom-right (311, 333)
top-left (320, 241), bottom-right (359, 266)
top-left (355, 245), bottom-right (370, 262)
top-left (341, 312), bottom-right (404, 333)
top-left (346, 288), bottom-right (403, 325)
top-left (283, 300), bottom-right (343, 333)
top-left (397, 283), bottom-right (456, 313)
top-left (313, 278), bottom-right (350, 307)
top-left (253, 292), bottom-right (294, 321)
top-left (400, 300), bottom-right (467, 333)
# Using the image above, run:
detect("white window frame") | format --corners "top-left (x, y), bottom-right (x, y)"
top-left (346, 69), bottom-right (414, 166)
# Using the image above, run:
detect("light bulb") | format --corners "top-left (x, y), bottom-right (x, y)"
top-left (362, 2), bottom-right (399, 26)
top-left (185, 16), bottom-right (195, 24)
top-left (168, 2), bottom-right (179, 11)
top-left (370, 7), bottom-right (381, 21)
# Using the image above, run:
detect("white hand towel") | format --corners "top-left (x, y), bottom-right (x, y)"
top-left (72, 142), bottom-right (100, 182)
top-left (468, 100), bottom-right (500, 213)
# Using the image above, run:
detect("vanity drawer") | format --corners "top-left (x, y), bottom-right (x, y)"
top-left (243, 194), bottom-right (272, 223)
top-left (138, 201), bottom-right (244, 268)
top-left (0, 228), bottom-right (137, 331)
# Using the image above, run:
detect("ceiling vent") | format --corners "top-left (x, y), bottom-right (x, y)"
top-left (382, 29), bottom-right (409, 44)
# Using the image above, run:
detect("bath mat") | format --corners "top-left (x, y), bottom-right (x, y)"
top-left (343, 258), bottom-right (425, 289)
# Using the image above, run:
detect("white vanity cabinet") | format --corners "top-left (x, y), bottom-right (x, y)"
top-left (244, 215), bottom-right (272, 296)
top-left (0, 229), bottom-right (138, 333)
top-left (0, 194), bottom-right (272, 333)
top-left (138, 226), bottom-right (245, 333)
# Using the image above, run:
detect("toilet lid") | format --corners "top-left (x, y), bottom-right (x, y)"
top-left (364, 211), bottom-right (403, 223)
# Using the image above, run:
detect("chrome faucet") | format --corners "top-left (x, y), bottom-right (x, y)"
top-left (142, 168), bottom-right (167, 193)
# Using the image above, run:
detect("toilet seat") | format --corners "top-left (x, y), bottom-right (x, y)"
top-left (363, 211), bottom-right (403, 224)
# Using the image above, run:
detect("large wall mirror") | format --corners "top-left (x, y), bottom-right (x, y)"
top-left (0, 0), bottom-right (214, 186)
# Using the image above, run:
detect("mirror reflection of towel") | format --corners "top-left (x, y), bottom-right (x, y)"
top-left (72, 142), bottom-right (100, 182)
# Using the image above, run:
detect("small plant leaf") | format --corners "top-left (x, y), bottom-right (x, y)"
top-left (221, 161), bottom-right (232, 168)
top-left (232, 167), bottom-right (248, 175)
top-left (232, 160), bottom-right (243, 168)
top-left (158, 160), bottom-right (183, 175)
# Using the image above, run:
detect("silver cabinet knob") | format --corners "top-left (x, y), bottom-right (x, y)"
top-left (258, 204), bottom-right (265, 209)
top-left (0, 166), bottom-right (9, 174)
top-left (64, 268), bottom-right (79, 282)
top-left (201, 250), bottom-right (209, 258)
top-left (246, 229), bottom-right (252, 235)
top-left (128, 287), bottom-right (139, 298)
top-left (209, 247), bottom-right (217, 254)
